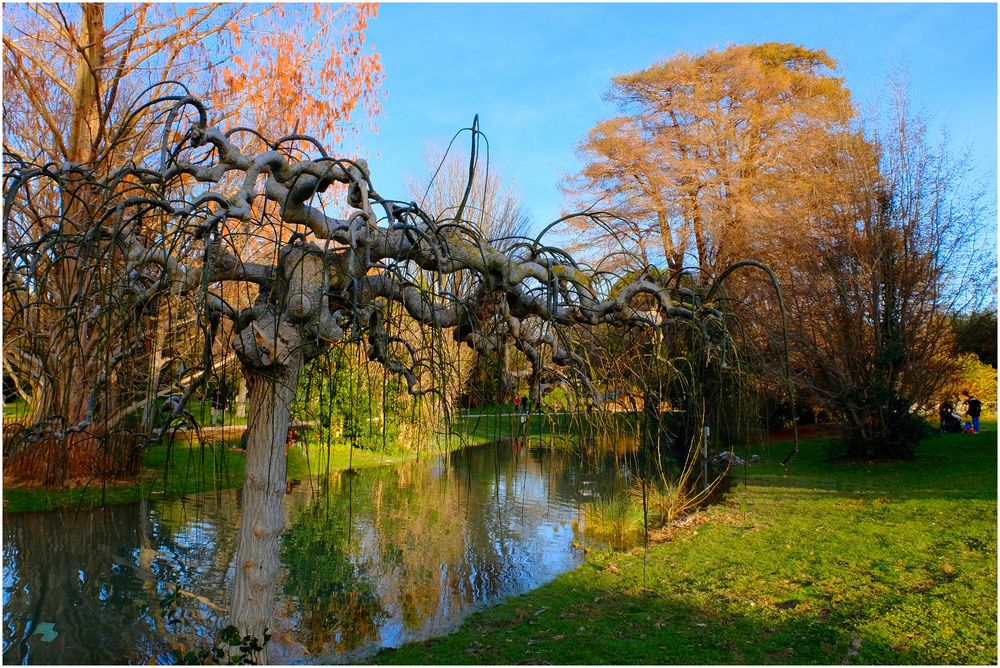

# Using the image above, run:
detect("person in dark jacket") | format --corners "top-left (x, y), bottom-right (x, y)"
top-left (965, 394), bottom-right (983, 434)
top-left (209, 383), bottom-right (226, 426)
top-left (939, 400), bottom-right (962, 434)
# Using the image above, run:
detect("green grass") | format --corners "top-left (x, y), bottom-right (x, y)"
top-left (585, 492), bottom-right (645, 550)
top-left (3, 399), bottom-right (29, 421)
top-left (1, 418), bottom-right (484, 513)
top-left (286, 440), bottom-right (448, 478)
top-left (445, 409), bottom-right (632, 447)
top-left (3, 440), bottom-right (246, 513)
top-left (376, 423), bottom-right (998, 665)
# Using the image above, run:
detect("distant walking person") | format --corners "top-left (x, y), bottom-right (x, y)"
top-left (965, 393), bottom-right (983, 434)
top-left (210, 383), bottom-right (226, 426)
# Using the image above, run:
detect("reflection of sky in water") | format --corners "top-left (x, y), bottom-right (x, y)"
top-left (3, 441), bottom-right (624, 664)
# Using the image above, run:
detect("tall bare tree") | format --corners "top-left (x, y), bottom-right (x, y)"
top-left (406, 141), bottom-right (534, 405)
top-left (565, 44), bottom-right (995, 457)
top-left (783, 89), bottom-right (995, 457)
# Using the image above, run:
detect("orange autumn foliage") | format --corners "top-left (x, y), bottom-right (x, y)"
top-left (3, 3), bottom-right (384, 166)
top-left (2, 4), bottom-right (385, 482)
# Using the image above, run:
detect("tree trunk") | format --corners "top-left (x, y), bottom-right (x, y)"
top-left (7, 3), bottom-right (111, 486)
top-left (235, 377), bottom-right (248, 419)
top-left (67, 4), bottom-right (104, 166)
top-left (229, 353), bottom-right (303, 662)
top-left (140, 311), bottom-right (170, 436)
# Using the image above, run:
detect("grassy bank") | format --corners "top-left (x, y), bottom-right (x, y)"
top-left (2, 440), bottom-right (247, 513)
top-left (1, 410), bottom-right (556, 513)
top-left (445, 410), bottom-right (635, 446)
top-left (285, 410), bottom-right (611, 479)
top-left (377, 424), bottom-right (998, 665)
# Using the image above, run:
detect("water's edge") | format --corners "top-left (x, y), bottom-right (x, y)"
top-left (4, 441), bottom-right (625, 664)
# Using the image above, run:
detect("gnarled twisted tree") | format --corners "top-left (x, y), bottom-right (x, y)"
top-left (3, 92), bottom-right (790, 658)
top-left (2, 3), bottom-right (384, 480)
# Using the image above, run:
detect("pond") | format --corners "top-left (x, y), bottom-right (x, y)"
top-left (3, 438), bottom-right (639, 664)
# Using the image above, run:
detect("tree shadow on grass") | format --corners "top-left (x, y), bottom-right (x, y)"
top-left (747, 437), bottom-right (997, 503)
top-left (376, 572), bottom-right (995, 665)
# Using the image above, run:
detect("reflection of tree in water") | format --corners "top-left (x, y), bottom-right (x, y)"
top-left (4, 505), bottom-right (146, 663)
top-left (280, 477), bottom-right (386, 653)
top-left (2, 500), bottom-right (232, 664)
top-left (524, 434), bottom-right (644, 503)
top-left (292, 447), bottom-right (537, 642)
top-left (152, 493), bottom-right (240, 611)
top-left (372, 442), bottom-right (608, 637)
top-left (3, 441), bottom-right (634, 663)
top-left (369, 456), bottom-right (473, 633)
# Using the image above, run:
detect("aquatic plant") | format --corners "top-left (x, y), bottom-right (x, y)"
top-left (585, 492), bottom-right (645, 550)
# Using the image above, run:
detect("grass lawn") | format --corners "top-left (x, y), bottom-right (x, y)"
top-left (286, 410), bottom-right (600, 477)
top-left (376, 423), bottom-right (998, 665)
top-left (446, 409), bottom-right (634, 446)
top-left (1, 409), bottom-right (522, 513)
top-left (2, 440), bottom-right (247, 513)
top-left (3, 399), bottom-right (30, 422)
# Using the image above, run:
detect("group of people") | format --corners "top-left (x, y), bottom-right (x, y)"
top-left (939, 393), bottom-right (983, 434)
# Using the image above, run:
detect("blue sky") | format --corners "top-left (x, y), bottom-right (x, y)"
top-left (354, 3), bottom-right (997, 234)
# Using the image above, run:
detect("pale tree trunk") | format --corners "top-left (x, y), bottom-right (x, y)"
top-left (67, 3), bottom-right (104, 166)
top-left (229, 352), bottom-right (303, 662)
top-left (227, 248), bottom-right (324, 662)
top-left (139, 497), bottom-right (170, 638)
top-left (140, 312), bottom-right (171, 435)
top-left (235, 377), bottom-right (248, 419)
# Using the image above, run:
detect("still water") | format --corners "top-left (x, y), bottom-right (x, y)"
top-left (3, 439), bottom-right (634, 664)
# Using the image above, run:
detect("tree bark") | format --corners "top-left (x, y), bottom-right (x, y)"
top-left (140, 311), bottom-right (170, 436)
top-left (229, 352), bottom-right (303, 662)
top-left (67, 4), bottom-right (104, 165)
top-left (10, 3), bottom-right (109, 485)
top-left (235, 377), bottom-right (248, 419)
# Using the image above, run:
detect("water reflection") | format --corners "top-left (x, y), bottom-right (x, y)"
top-left (4, 439), bottom-right (634, 664)
top-left (2, 495), bottom-right (237, 664)
top-left (279, 479), bottom-right (386, 656)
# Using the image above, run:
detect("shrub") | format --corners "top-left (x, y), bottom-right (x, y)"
top-left (840, 409), bottom-right (934, 461)
top-left (637, 480), bottom-right (691, 526)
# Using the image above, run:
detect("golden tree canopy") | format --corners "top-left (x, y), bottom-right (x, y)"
top-left (566, 42), bottom-right (855, 276)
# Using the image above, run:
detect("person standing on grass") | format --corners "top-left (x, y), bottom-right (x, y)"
top-left (210, 383), bottom-right (226, 426)
top-left (965, 393), bottom-right (983, 434)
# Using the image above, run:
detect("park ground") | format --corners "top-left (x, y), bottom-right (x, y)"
top-left (2, 411), bottom-right (995, 664)
top-left (376, 423), bottom-right (998, 665)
